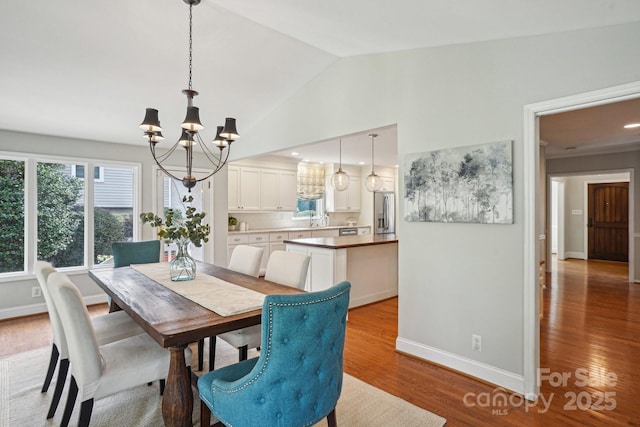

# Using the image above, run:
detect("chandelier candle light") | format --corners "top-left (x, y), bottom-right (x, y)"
top-left (364, 133), bottom-right (383, 192)
top-left (139, 0), bottom-right (239, 191)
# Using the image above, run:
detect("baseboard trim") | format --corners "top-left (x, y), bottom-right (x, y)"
top-left (0, 294), bottom-right (107, 320)
top-left (564, 251), bottom-right (586, 260)
top-left (396, 336), bottom-right (525, 395)
top-left (350, 290), bottom-right (398, 308)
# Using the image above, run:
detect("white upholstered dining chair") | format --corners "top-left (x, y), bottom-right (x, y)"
top-left (207, 250), bottom-right (310, 370)
top-left (227, 244), bottom-right (264, 277)
top-left (264, 250), bottom-right (311, 289)
top-left (47, 271), bottom-right (189, 427)
top-left (34, 261), bottom-right (146, 420)
top-left (197, 245), bottom-right (264, 370)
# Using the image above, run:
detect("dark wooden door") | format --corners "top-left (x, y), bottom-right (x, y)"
top-left (587, 182), bottom-right (629, 262)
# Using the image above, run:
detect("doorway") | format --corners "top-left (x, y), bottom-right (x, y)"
top-left (550, 173), bottom-right (631, 264)
top-left (587, 182), bottom-right (629, 261)
top-left (523, 81), bottom-right (640, 399)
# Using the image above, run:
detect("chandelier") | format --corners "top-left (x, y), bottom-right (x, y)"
top-left (139, 0), bottom-right (238, 191)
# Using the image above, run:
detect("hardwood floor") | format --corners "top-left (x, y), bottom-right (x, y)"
top-left (2, 258), bottom-right (639, 426)
top-left (345, 257), bottom-right (640, 426)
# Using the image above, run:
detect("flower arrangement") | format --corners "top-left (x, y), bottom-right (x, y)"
top-left (140, 195), bottom-right (210, 247)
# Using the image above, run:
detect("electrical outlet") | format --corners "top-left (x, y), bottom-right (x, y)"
top-left (32, 286), bottom-right (42, 298)
top-left (472, 334), bottom-right (482, 352)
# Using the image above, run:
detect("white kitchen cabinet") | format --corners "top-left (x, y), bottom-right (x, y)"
top-left (286, 240), bottom-right (398, 307)
top-left (227, 232), bottom-right (269, 275)
top-left (327, 177), bottom-right (361, 212)
top-left (259, 169), bottom-right (297, 211)
top-left (228, 166), bottom-right (260, 211)
top-left (380, 176), bottom-right (395, 192)
top-left (357, 227), bottom-right (371, 235)
top-left (268, 231), bottom-right (288, 256)
top-left (248, 234), bottom-right (269, 274)
top-left (288, 230), bottom-right (312, 240)
top-left (311, 228), bottom-right (340, 238)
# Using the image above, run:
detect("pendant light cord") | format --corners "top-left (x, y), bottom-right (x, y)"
top-left (339, 138), bottom-right (343, 169)
top-left (370, 134), bottom-right (376, 174)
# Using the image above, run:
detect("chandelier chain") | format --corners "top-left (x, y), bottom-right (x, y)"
top-left (188, 3), bottom-right (193, 90)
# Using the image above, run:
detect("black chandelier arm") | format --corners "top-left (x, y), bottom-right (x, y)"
top-left (150, 136), bottom-right (181, 164)
top-left (148, 141), bottom-right (185, 183)
top-left (193, 133), bottom-right (232, 179)
top-left (195, 133), bottom-right (228, 167)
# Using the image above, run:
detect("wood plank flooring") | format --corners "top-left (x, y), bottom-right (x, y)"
top-left (1, 257), bottom-right (639, 426)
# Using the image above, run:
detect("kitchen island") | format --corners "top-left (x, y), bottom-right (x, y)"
top-left (284, 234), bottom-right (398, 308)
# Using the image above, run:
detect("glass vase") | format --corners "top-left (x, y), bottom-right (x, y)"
top-left (170, 237), bottom-right (196, 281)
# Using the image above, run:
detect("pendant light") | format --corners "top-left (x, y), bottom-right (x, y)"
top-left (365, 133), bottom-right (383, 192)
top-left (331, 138), bottom-right (350, 191)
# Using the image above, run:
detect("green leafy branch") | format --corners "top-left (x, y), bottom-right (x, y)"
top-left (140, 195), bottom-right (210, 247)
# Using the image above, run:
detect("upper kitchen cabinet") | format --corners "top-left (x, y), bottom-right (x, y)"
top-left (228, 160), bottom-right (298, 212)
top-left (326, 176), bottom-right (361, 212)
top-left (380, 175), bottom-right (395, 192)
top-left (228, 165), bottom-right (260, 211)
top-left (260, 169), bottom-right (297, 211)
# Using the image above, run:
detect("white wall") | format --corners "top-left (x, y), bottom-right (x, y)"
top-left (564, 176), bottom-right (587, 257)
top-left (228, 22), bottom-right (640, 393)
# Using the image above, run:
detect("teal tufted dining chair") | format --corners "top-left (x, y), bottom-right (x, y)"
top-left (198, 281), bottom-right (351, 427)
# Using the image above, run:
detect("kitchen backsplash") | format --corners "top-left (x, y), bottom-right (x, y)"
top-left (228, 212), bottom-right (365, 231)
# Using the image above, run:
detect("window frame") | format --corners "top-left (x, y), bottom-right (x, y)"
top-left (71, 164), bottom-right (105, 182)
top-left (0, 151), bottom-right (141, 282)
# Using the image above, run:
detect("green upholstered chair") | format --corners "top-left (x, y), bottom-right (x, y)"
top-left (110, 240), bottom-right (161, 310)
top-left (198, 281), bottom-right (350, 427)
top-left (112, 240), bottom-right (161, 268)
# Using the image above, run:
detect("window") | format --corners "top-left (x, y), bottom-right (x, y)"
top-left (293, 197), bottom-right (325, 219)
top-left (37, 161), bottom-right (85, 268)
top-left (94, 165), bottom-right (135, 264)
top-left (158, 174), bottom-right (206, 262)
top-left (0, 159), bottom-right (25, 274)
top-left (0, 153), bottom-right (139, 277)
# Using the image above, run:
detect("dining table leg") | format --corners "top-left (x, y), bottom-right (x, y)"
top-left (162, 345), bottom-right (193, 427)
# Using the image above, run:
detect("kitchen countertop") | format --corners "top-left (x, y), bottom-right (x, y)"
top-left (283, 234), bottom-right (398, 249)
top-left (229, 225), bottom-right (370, 235)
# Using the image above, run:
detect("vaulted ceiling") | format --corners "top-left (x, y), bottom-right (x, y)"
top-left (1, 0), bottom-right (640, 164)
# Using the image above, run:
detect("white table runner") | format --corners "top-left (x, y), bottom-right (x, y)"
top-left (130, 262), bottom-right (266, 316)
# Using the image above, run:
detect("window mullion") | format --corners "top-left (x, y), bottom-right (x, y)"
top-left (85, 162), bottom-right (95, 268)
top-left (25, 158), bottom-right (37, 273)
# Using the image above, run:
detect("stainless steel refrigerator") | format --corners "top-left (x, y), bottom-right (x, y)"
top-left (374, 191), bottom-right (395, 234)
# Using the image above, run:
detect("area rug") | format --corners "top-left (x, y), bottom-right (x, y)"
top-left (0, 340), bottom-right (446, 427)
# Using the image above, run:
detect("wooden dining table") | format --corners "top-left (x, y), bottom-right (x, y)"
top-left (89, 261), bottom-right (302, 427)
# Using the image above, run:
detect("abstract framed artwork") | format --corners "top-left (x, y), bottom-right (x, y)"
top-left (404, 140), bottom-right (513, 224)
